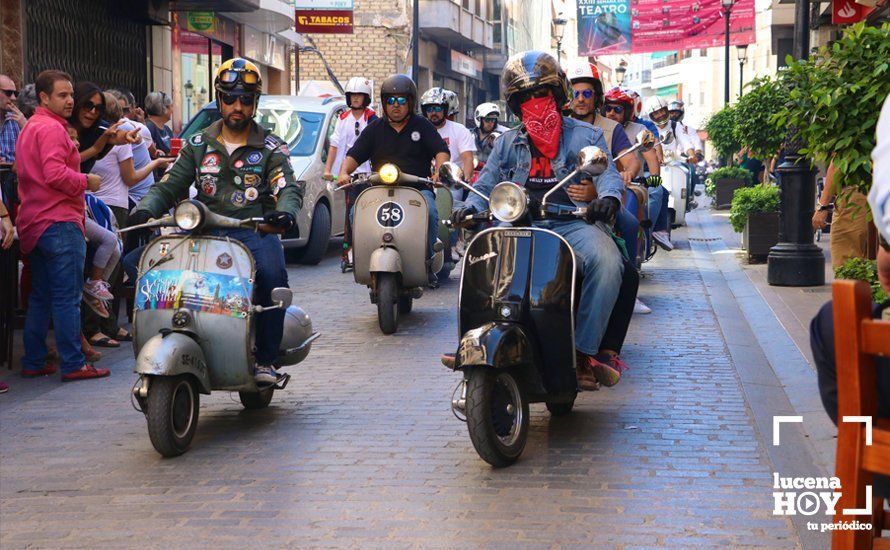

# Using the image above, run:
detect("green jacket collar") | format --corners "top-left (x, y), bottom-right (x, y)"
top-left (203, 119), bottom-right (266, 149)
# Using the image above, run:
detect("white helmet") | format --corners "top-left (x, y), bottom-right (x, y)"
top-left (644, 96), bottom-right (671, 128)
top-left (474, 102), bottom-right (500, 126)
top-left (668, 99), bottom-right (685, 122)
top-left (344, 76), bottom-right (372, 106)
top-left (443, 89), bottom-right (459, 117)
top-left (421, 87), bottom-right (450, 109)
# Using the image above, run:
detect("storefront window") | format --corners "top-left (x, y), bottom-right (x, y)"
top-left (180, 32), bottom-right (231, 124)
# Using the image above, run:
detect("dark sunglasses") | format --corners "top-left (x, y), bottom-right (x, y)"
top-left (603, 104), bottom-right (625, 114)
top-left (84, 101), bottom-right (105, 114)
top-left (483, 117), bottom-right (498, 123)
top-left (573, 89), bottom-right (594, 100)
top-left (385, 96), bottom-right (408, 106)
top-left (219, 92), bottom-right (256, 106)
top-left (423, 105), bottom-right (445, 113)
top-left (516, 88), bottom-right (551, 104)
top-left (1, 89), bottom-right (17, 98)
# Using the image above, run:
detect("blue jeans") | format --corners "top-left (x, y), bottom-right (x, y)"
top-left (615, 206), bottom-right (639, 264)
top-left (536, 219), bottom-right (624, 356)
top-left (648, 184), bottom-right (670, 232)
top-left (124, 230), bottom-right (288, 365)
top-left (23, 222), bottom-right (86, 374)
top-left (351, 188), bottom-right (438, 261)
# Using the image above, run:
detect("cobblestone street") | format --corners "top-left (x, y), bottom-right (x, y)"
top-left (0, 214), bottom-right (815, 548)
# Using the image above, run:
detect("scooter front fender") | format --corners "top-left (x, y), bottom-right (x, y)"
top-left (135, 332), bottom-right (211, 394)
top-left (369, 246), bottom-right (402, 274)
top-left (457, 322), bottom-right (535, 370)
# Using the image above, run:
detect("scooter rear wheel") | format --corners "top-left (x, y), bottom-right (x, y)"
top-left (398, 295), bottom-right (413, 314)
top-left (377, 273), bottom-right (399, 334)
top-left (145, 375), bottom-right (199, 457)
top-left (239, 388), bottom-right (274, 409)
top-left (546, 395), bottom-right (576, 416)
top-left (465, 368), bottom-right (529, 467)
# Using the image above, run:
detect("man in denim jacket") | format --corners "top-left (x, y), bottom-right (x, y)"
top-left (455, 51), bottom-right (626, 390)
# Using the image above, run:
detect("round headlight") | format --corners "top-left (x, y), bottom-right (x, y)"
top-left (379, 163), bottom-right (400, 185)
top-left (489, 182), bottom-right (528, 223)
top-left (174, 201), bottom-right (203, 231)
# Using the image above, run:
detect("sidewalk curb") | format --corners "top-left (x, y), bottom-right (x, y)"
top-left (684, 209), bottom-right (830, 549)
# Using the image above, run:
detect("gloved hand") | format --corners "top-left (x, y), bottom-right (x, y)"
top-left (128, 210), bottom-right (153, 227)
top-left (450, 206), bottom-right (477, 227)
top-left (645, 174), bottom-right (663, 188)
top-left (585, 197), bottom-right (620, 225)
top-left (263, 210), bottom-right (296, 230)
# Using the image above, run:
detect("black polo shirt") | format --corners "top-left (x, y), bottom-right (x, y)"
top-left (346, 114), bottom-right (449, 188)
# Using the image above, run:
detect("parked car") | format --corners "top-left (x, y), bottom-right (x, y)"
top-left (180, 95), bottom-right (348, 264)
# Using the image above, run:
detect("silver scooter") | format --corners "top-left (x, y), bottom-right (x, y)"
top-left (340, 164), bottom-right (446, 334)
top-left (121, 201), bottom-right (319, 457)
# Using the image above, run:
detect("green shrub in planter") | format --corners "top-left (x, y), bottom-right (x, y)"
top-left (704, 105), bottom-right (741, 162)
top-left (834, 257), bottom-right (889, 304)
top-left (729, 185), bottom-right (780, 233)
top-left (705, 166), bottom-right (754, 199)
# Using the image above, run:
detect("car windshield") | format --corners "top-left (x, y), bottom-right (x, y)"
top-left (180, 105), bottom-right (325, 157)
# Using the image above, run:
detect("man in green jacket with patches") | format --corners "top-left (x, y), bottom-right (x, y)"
top-left (128, 58), bottom-right (303, 386)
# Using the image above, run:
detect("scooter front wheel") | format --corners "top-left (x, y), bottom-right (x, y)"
top-left (376, 272), bottom-right (399, 334)
top-left (239, 388), bottom-right (274, 409)
top-left (145, 375), bottom-right (199, 457)
top-left (465, 368), bottom-right (529, 467)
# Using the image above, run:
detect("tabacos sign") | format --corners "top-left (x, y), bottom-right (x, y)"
top-left (294, 9), bottom-right (354, 34)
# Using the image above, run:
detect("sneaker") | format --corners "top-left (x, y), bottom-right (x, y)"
top-left (254, 364), bottom-right (280, 386)
top-left (84, 279), bottom-right (114, 300)
top-left (82, 295), bottom-right (110, 318)
top-left (22, 363), bottom-right (59, 377)
top-left (61, 364), bottom-right (110, 382)
top-left (588, 353), bottom-right (628, 388)
top-left (428, 271), bottom-right (439, 289)
top-left (652, 230), bottom-right (674, 251)
top-left (634, 299), bottom-right (652, 314)
top-left (575, 352), bottom-right (600, 391)
top-left (0, 382), bottom-right (7, 394)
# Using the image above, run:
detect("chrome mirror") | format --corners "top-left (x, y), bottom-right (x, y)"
top-left (438, 162), bottom-right (464, 187)
top-left (270, 287), bottom-right (293, 309)
top-left (660, 131), bottom-right (674, 145)
top-left (577, 145), bottom-right (609, 177)
top-left (635, 130), bottom-right (656, 152)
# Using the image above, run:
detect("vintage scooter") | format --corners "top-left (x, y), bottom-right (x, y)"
top-left (121, 201), bottom-right (319, 457)
top-left (438, 147), bottom-right (609, 467)
top-left (340, 164), bottom-right (446, 334)
top-left (658, 131), bottom-right (693, 228)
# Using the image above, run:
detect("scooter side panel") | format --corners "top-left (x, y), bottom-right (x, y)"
top-left (133, 235), bottom-right (255, 390)
top-left (353, 186), bottom-right (429, 288)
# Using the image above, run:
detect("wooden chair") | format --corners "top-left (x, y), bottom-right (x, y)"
top-left (832, 280), bottom-right (890, 549)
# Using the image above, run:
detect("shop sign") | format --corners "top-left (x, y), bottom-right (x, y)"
top-left (294, 0), bottom-right (354, 8)
top-left (450, 50), bottom-right (482, 79)
top-left (294, 10), bottom-right (354, 34)
top-left (831, 0), bottom-right (873, 24)
top-left (187, 12), bottom-right (215, 33)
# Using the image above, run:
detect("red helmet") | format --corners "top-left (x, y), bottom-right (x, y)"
top-left (624, 88), bottom-right (643, 118)
top-left (604, 87), bottom-right (634, 106)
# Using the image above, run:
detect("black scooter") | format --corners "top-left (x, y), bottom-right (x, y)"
top-left (438, 147), bottom-right (609, 467)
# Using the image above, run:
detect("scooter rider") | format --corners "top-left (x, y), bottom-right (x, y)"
top-left (646, 97), bottom-right (700, 207)
top-left (472, 102), bottom-right (502, 168)
top-left (603, 87), bottom-right (673, 252)
top-left (337, 74), bottom-right (450, 286)
top-left (452, 51), bottom-right (627, 389)
top-left (668, 99), bottom-right (704, 201)
top-left (323, 76), bottom-right (378, 270)
top-left (421, 87), bottom-right (476, 188)
top-left (128, 58), bottom-right (303, 386)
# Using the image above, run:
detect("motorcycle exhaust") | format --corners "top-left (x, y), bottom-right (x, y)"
top-left (451, 379), bottom-right (467, 422)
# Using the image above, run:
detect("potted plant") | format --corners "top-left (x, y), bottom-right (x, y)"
top-left (707, 166), bottom-right (753, 210)
top-left (835, 257), bottom-right (889, 304)
top-left (734, 76), bottom-right (789, 163)
top-left (729, 185), bottom-right (780, 260)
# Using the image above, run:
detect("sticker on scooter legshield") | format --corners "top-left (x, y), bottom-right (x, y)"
top-left (376, 202), bottom-right (404, 228)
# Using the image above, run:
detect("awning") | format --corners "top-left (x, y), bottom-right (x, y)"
top-left (656, 84), bottom-right (679, 97)
top-left (651, 51), bottom-right (677, 59)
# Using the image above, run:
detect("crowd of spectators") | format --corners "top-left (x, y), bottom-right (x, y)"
top-left (0, 70), bottom-right (176, 392)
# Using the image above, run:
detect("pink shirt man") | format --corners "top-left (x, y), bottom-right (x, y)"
top-left (15, 105), bottom-right (87, 254)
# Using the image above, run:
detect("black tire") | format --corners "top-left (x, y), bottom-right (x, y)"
top-left (288, 202), bottom-right (331, 265)
top-left (465, 368), bottom-right (529, 467)
top-left (145, 375), bottom-right (199, 457)
top-left (398, 295), bottom-right (413, 314)
top-left (239, 388), bottom-right (274, 409)
top-left (377, 272), bottom-right (399, 334)
top-left (546, 395), bottom-right (576, 416)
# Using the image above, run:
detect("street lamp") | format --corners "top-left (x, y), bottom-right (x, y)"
top-left (553, 17), bottom-right (568, 65)
top-left (184, 79), bottom-right (194, 121)
top-left (722, 0), bottom-right (735, 106)
top-left (736, 45), bottom-right (748, 97)
top-left (615, 61), bottom-right (628, 86)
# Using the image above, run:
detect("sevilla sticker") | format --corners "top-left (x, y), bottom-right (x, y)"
top-left (201, 152), bottom-right (221, 174)
top-left (216, 253), bottom-right (233, 269)
top-left (244, 174), bottom-right (260, 187)
top-left (200, 175), bottom-right (217, 196)
top-left (230, 191), bottom-right (246, 207)
top-left (245, 187), bottom-right (259, 201)
top-left (247, 151), bottom-right (263, 164)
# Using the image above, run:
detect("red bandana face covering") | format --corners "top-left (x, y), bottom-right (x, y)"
top-left (520, 95), bottom-right (562, 159)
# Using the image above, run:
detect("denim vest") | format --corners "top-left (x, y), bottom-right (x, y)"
top-left (467, 116), bottom-right (624, 213)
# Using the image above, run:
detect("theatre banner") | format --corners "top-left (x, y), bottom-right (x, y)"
top-left (578, 0), bottom-right (756, 55)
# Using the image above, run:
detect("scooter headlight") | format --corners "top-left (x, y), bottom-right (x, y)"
top-left (174, 200), bottom-right (204, 231)
top-left (489, 182), bottom-right (528, 223)
top-left (379, 163), bottom-right (400, 185)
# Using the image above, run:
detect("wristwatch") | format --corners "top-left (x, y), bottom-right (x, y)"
top-left (816, 202), bottom-right (830, 212)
